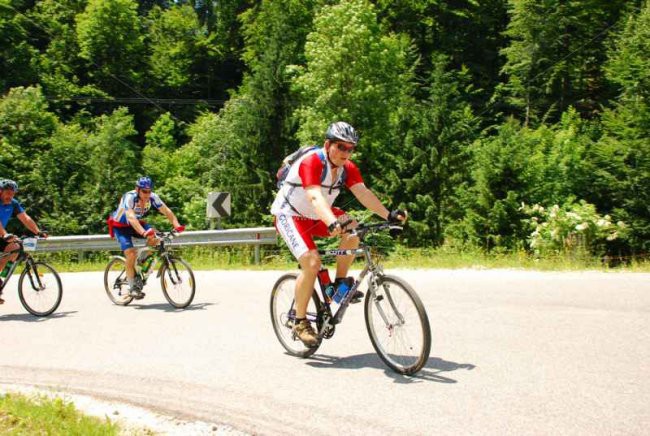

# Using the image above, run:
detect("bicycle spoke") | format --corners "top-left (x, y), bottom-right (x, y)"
top-left (365, 276), bottom-right (430, 375)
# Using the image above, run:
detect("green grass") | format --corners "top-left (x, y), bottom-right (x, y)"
top-left (34, 245), bottom-right (650, 273)
top-left (0, 393), bottom-right (119, 435)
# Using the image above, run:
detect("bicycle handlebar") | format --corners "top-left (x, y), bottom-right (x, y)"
top-left (154, 229), bottom-right (180, 241)
top-left (344, 221), bottom-right (403, 239)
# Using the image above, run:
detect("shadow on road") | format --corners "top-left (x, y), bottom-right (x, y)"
top-left (133, 302), bottom-right (214, 312)
top-left (305, 353), bottom-right (475, 383)
top-left (0, 311), bottom-right (77, 322)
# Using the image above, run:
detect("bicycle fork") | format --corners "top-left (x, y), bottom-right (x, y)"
top-left (25, 260), bottom-right (46, 291)
top-left (370, 278), bottom-right (406, 334)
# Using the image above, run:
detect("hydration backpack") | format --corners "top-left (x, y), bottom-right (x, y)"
top-left (276, 146), bottom-right (347, 190)
top-left (276, 145), bottom-right (319, 188)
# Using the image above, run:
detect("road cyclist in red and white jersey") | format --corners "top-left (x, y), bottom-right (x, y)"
top-left (271, 121), bottom-right (407, 346)
top-left (107, 176), bottom-right (185, 299)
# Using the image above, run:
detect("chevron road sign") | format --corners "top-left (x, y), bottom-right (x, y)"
top-left (206, 192), bottom-right (231, 218)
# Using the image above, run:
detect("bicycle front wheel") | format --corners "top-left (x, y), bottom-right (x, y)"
top-left (104, 257), bottom-right (133, 306)
top-left (270, 273), bottom-right (322, 357)
top-left (365, 275), bottom-right (431, 375)
top-left (160, 257), bottom-right (195, 308)
top-left (18, 261), bottom-right (63, 317)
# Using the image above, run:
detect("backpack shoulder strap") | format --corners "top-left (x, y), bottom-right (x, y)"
top-left (316, 148), bottom-right (328, 183)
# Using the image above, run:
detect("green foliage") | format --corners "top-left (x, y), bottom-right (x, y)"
top-left (147, 4), bottom-right (216, 89)
top-left (85, 107), bottom-right (139, 230)
top-left (605, 2), bottom-right (650, 99)
top-left (0, 0), bottom-right (39, 92)
top-left (292, 0), bottom-right (413, 184)
top-left (76, 0), bottom-right (145, 95)
top-left (375, 0), bottom-right (510, 112)
top-left (498, 0), bottom-right (638, 124)
top-left (398, 54), bottom-right (479, 245)
top-left (0, 393), bottom-right (119, 435)
top-left (0, 86), bottom-right (59, 206)
top-left (452, 112), bottom-right (596, 250)
top-left (522, 201), bottom-right (628, 257)
top-left (143, 112), bottom-right (208, 228)
top-left (0, 0), bottom-right (646, 259)
top-left (193, 0), bottom-right (315, 226)
top-left (585, 3), bottom-right (650, 252)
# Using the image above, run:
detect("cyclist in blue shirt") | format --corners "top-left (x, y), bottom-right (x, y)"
top-left (107, 176), bottom-right (184, 299)
top-left (0, 179), bottom-right (47, 304)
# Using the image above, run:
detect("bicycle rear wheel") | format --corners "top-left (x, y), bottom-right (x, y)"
top-left (160, 257), bottom-right (195, 309)
top-left (18, 261), bottom-right (63, 317)
top-left (365, 275), bottom-right (431, 375)
top-left (270, 273), bottom-right (322, 357)
top-left (104, 257), bottom-right (133, 306)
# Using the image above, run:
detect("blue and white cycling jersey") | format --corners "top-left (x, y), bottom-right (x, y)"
top-left (0, 198), bottom-right (25, 228)
top-left (111, 190), bottom-right (165, 225)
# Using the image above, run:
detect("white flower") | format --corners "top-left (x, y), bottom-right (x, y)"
top-left (575, 223), bottom-right (589, 231)
top-left (617, 221), bottom-right (626, 228)
top-left (596, 219), bottom-right (608, 227)
top-left (567, 212), bottom-right (581, 220)
top-left (607, 232), bottom-right (619, 241)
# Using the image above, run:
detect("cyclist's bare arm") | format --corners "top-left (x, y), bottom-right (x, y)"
top-left (0, 222), bottom-right (8, 238)
top-left (158, 205), bottom-right (180, 229)
top-left (16, 212), bottom-right (42, 236)
top-left (126, 209), bottom-right (148, 236)
top-left (349, 183), bottom-right (392, 220)
top-left (305, 185), bottom-right (339, 234)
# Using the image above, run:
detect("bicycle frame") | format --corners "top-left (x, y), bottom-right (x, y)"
top-left (107, 231), bottom-right (179, 289)
top-left (306, 223), bottom-right (404, 338)
top-left (0, 239), bottom-right (45, 293)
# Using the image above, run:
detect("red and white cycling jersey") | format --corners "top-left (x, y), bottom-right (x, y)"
top-left (270, 148), bottom-right (363, 219)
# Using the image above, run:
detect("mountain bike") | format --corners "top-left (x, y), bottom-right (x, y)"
top-left (0, 236), bottom-right (63, 316)
top-left (270, 221), bottom-right (431, 375)
top-left (103, 230), bottom-right (195, 308)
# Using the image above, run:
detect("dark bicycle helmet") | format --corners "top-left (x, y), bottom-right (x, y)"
top-left (135, 176), bottom-right (153, 190)
top-left (0, 179), bottom-right (18, 192)
top-left (325, 121), bottom-right (359, 145)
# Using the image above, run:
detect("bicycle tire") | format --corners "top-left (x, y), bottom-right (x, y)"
top-left (270, 273), bottom-right (322, 357)
top-left (364, 274), bottom-right (431, 375)
top-left (103, 256), bottom-right (133, 306)
top-left (160, 257), bottom-right (195, 309)
top-left (18, 261), bottom-right (63, 317)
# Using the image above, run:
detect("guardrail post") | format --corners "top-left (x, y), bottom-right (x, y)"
top-left (255, 245), bottom-right (260, 265)
top-left (78, 250), bottom-right (85, 262)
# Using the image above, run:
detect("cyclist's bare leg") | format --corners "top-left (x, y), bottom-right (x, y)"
top-left (335, 232), bottom-right (359, 279)
top-left (0, 242), bottom-right (18, 303)
top-left (124, 247), bottom-right (137, 280)
top-left (295, 250), bottom-right (321, 318)
top-left (0, 242), bottom-right (19, 272)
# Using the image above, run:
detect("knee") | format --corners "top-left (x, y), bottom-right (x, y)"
top-left (300, 252), bottom-right (321, 275)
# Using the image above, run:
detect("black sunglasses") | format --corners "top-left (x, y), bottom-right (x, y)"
top-left (335, 142), bottom-right (356, 153)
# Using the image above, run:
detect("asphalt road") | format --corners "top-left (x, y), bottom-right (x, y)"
top-left (1, 269), bottom-right (649, 435)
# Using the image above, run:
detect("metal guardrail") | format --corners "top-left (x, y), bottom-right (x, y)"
top-left (34, 227), bottom-right (277, 263)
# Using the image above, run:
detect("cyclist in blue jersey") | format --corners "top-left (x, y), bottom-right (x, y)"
top-left (0, 179), bottom-right (47, 304)
top-left (107, 176), bottom-right (185, 299)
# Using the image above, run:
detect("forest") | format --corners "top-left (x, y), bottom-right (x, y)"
top-left (1, 0), bottom-right (648, 259)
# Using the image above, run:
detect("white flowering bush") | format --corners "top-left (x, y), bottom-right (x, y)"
top-left (521, 200), bottom-right (628, 256)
